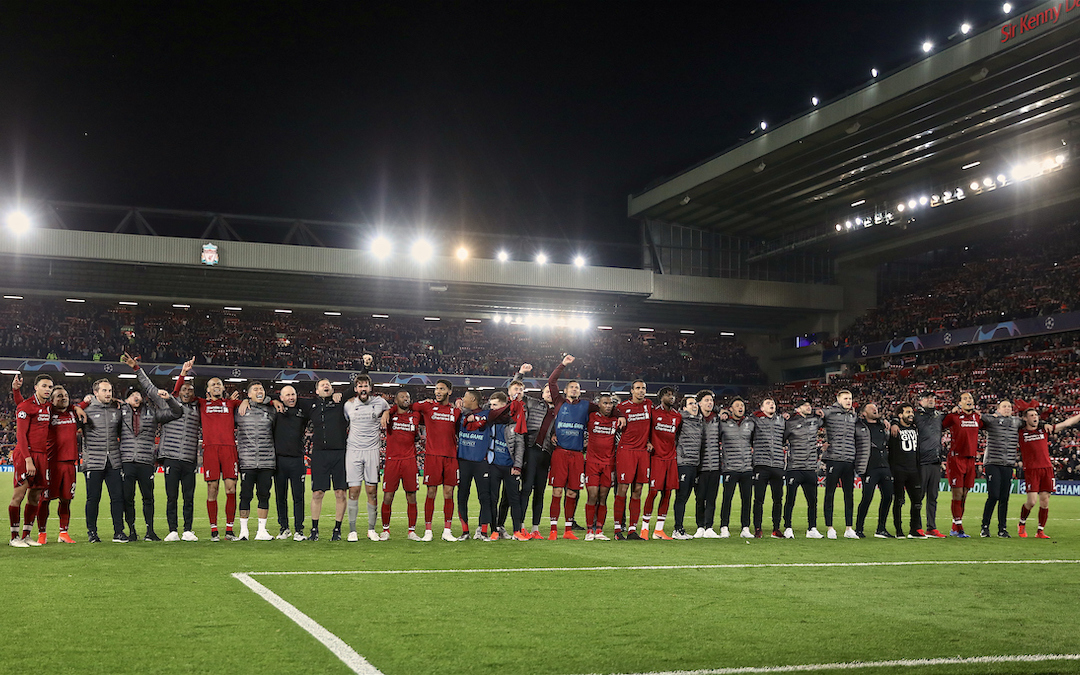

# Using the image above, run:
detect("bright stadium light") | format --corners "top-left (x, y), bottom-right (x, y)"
top-left (919, 195), bottom-right (929, 205)
top-left (411, 239), bottom-right (434, 263)
top-left (492, 314), bottom-right (503, 324)
top-left (759, 121), bottom-right (767, 131)
top-left (907, 199), bottom-right (916, 209)
top-left (921, 41), bottom-right (933, 53)
top-left (324, 311), bottom-right (342, 316)
top-left (962, 161), bottom-right (981, 170)
top-left (896, 203), bottom-right (905, 212)
top-left (573, 255), bottom-right (586, 268)
top-left (119, 301), bottom-right (139, 306)
top-left (535, 252), bottom-right (547, 265)
top-left (960, 22), bottom-right (972, 35)
top-left (371, 236), bottom-right (392, 259)
top-left (5, 210), bottom-right (31, 235)
top-left (983, 177), bottom-right (994, 187)
top-left (870, 68), bottom-right (879, 78)
top-left (855, 217), bottom-right (863, 225)
top-left (850, 199), bottom-right (865, 207)
top-left (455, 246), bottom-right (469, 261)
top-left (497, 250), bottom-right (509, 262)
top-left (811, 96), bottom-right (819, 106)
top-left (1003, 3), bottom-right (1013, 14)
top-left (971, 182), bottom-right (981, 191)
top-left (835, 223), bottom-right (842, 232)
top-left (1055, 154), bottom-right (1066, 165)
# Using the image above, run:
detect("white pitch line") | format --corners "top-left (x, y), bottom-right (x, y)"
top-left (232, 572), bottom-right (384, 675)
top-left (245, 559), bottom-right (1080, 576)
top-left (588, 653), bottom-right (1080, 674)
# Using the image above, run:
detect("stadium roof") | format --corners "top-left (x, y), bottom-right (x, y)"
top-left (629, 0), bottom-right (1080, 257)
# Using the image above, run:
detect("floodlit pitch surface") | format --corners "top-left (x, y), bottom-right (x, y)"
top-left (3, 478), bottom-right (1079, 674)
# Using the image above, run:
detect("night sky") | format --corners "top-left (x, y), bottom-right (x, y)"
top-left (0, 1), bottom-right (1020, 250)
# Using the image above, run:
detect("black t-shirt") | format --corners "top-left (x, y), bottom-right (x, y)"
top-left (274, 403), bottom-right (310, 457)
top-left (888, 424), bottom-right (919, 471)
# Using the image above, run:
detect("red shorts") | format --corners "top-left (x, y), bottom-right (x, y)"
top-left (423, 455), bottom-right (459, 487)
top-left (383, 458), bottom-right (419, 492)
top-left (549, 448), bottom-right (585, 490)
top-left (203, 444), bottom-right (239, 482)
top-left (47, 461), bottom-right (78, 501)
top-left (13, 451), bottom-right (49, 490)
top-left (1024, 467), bottom-right (1055, 494)
top-left (946, 456), bottom-right (976, 489)
top-left (616, 449), bottom-right (650, 485)
top-left (584, 460), bottom-right (615, 489)
top-left (649, 456), bottom-right (679, 491)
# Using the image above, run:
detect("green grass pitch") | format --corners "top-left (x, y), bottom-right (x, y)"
top-left (3, 475), bottom-right (1079, 675)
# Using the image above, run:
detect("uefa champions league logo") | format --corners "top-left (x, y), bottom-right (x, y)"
top-left (201, 243), bottom-right (219, 266)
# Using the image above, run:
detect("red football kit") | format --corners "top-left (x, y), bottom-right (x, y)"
top-left (411, 400), bottom-right (461, 487)
top-left (616, 399), bottom-right (653, 485)
top-left (384, 408), bottom-right (422, 492)
top-left (47, 409), bottom-right (81, 501)
top-left (14, 397), bottom-right (52, 490)
top-left (943, 411), bottom-right (983, 489)
top-left (1019, 428), bottom-right (1055, 494)
top-left (649, 408), bottom-right (682, 491)
top-left (584, 412), bottom-right (620, 487)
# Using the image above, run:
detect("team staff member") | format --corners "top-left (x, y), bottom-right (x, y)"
top-left (272, 385), bottom-right (309, 541)
top-left (671, 395), bottom-right (702, 540)
top-left (481, 392), bottom-right (527, 541)
top-left (980, 400), bottom-right (1022, 538)
top-left (821, 390), bottom-right (859, 539)
top-left (913, 393), bottom-right (947, 537)
top-left (782, 400), bottom-right (824, 539)
top-left (119, 354), bottom-right (183, 542)
top-left (583, 393), bottom-right (620, 540)
top-left (298, 379), bottom-right (346, 541)
top-left (142, 363), bottom-right (202, 542)
top-left (174, 358), bottom-right (243, 541)
top-left (8, 374), bottom-right (54, 547)
top-left (751, 398), bottom-right (786, 538)
top-left (381, 390), bottom-right (423, 541)
top-left (942, 391), bottom-right (982, 538)
top-left (718, 397), bottom-right (755, 538)
top-left (343, 375), bottom-right (390, 542)
top-left (641, 387), bottom-right (681, 540)
top-left (81, 378), bottom-right (125, 543)
top-left (1016, 407), bottom-right (1080, 538)
top-left (614, 380), bottom-right (652, 540)
top-left (410, 379), bottom-right (462, 541)
top-left (235, 381), bottom-right (277, 541)
top-left (854, 403), bottom-right (893, 538)
top-left (499, 365), bottom-right (550, 538)
top-left (456, 390), bottom-right (494, 539)
top-left (696, 390), bottom-right (722, 538)
top-left (546, 355), bottom-right (604, 540)
top-left (889, 404), bottom-right (924, 538)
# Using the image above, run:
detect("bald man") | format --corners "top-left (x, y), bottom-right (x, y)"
top-left (273, 385), bottom-right (310, 541)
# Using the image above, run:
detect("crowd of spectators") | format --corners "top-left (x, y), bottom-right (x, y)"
top-left (839, 219), bottom-right (1080, 346)
top-left (0, 298), bottom-right (765, 385)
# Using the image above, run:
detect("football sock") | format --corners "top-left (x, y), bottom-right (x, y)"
top-left (207, 500), bottom-right (218, 528)
top-left (381, 503), bottom-right (392, 529)
top-left (367, 501), bottom-right (378, 531)
top-left (1038, 507), bottom-right (1048, 529)
top-left (443, 498), bottom-right (454, 529)
top-left (347, 498), bottom-right (359, 532)
top-left (563, 495), bottom-right (577, 530)
top-left (424, 497), bottom-right (435, 528)
top-left (58, 500), bottom-right (71, 532)
top-left (36, 500), bottom-right (50, 533)
top-left (225, 493), bottom-right (236, 526)
top-left (407, 502), bottom-right (418, 530)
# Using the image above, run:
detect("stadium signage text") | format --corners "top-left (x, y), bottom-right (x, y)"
top-left (1001, 0), bottom-right (1079, 43)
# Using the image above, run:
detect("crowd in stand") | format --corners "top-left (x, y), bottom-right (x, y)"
top-left (840, 220), bottom-right (1080, 346)
top-left (0, 299), bottom-right (764, 385)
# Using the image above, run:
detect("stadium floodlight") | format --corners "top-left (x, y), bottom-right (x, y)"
top-left (680, 330), bottom-right (695, 335)
top-left (720, 331), bottom-right (735, 337)
top-left (639, 327), bottom-right (654, 332)
top-left (835, 223), bottom-right (842, 232)
top-left (850, 199), bottom-right (865, 207)
top-left (371, 236), bottom-right (392, 259)
top-left (961, 22), bottom-right (972, 35)
top-left (759, 121), bottom-right (767, 131)
top-left (275, 309), bottom-right (293, 314)
top-left (545, 315), bottom-right (557, 328)
top-left (997, 174), bottom-right (1007, 184)
top-left (224, 306), bottom-right (242, 311)
top-left (962, 161), bottom-right (981, 170)
top-left (496, 250), bottom-right (509, 262)
top-left (971, 182), bottom-right (981, 191)
top-left (1055, 154), bottom-right (1066, 165)
top-left (66, 298), bottom-right (86, 303)
top-left (324, 311), bottom-right (342, 316)
top-left (411, 239), bottom-right (434, 263)
top-left (171, 303), bottom-right (189, 308)
top-left (919, 196), bottom-right (929, 205)
top-left (573, 255), bottom-right (585, 268)
top-left (465, 319), bottom-right (481, 323)
top-left (455, 246), bottom-right (469, 261)
top-left (855, 217), bottom-right (863, 225)
top-left (493, 314), bottom-right (502, 324)
top-left (5, 210), bottom-right (31, 235)
top-left (811, 96), bottom-right (819, 106)
top-left (907, 199), bottom-right (916, 209)
top-left (525, 315), bottom-right (538, 327)
top-left (921, 41), bottom-right (933, 53)
top-left (423, 316), bottom-right (440, 321)
top-left (870, 68), bottom-right (879, 78)
top-left (3, 295), bottom-right (23, 300)
top-left (955, 188), bottom-right (965, 199)
top-left (119, 301), bottom-right (139, 306)
top-left (1003, 3), bottom-right (1012, 14)
top-left (983, 178), bottom-right (994, 187)
top-left (897, 203), bottom-right (905, 212)
top-left (597, 325), bottom-right (613, 330)
top-left (535, 253), bottom-right (547, 265)
top-left (845, 221), bottom-right (853, 229)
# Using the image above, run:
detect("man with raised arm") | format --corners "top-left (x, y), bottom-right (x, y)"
top-left (174, 357), bottom-right (243, 541)
top-left (942, 391), bottom-right (983, 538)
top-left (1016, 405), bottom-right (1080, 538)
top-left (854, 403), bottom-right (893, 538)
top-left (584, 393), bottom-right (620, 540)
top-left (298, 378), bottom-right (347, 541)
top-left (889, 403), bottom-right (925, 538)
top-left (343, 374), bottom-right (390, 542)
top-left (8, 374), bottom-right (53, 547)
top-left (641, 386), bottom-right (681, 540)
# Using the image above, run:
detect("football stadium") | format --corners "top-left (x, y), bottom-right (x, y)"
top-left (3, 2), bottom-right (1080, 674)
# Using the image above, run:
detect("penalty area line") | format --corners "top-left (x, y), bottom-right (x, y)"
top-left (244, 558), bottom-right (1080, 576)
top-left (582, 652), bottom-right (1080, 674)
top-left (232, 572), bottom-right (384, 675)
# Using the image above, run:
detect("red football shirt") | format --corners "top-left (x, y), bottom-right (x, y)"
top-left (650, 408), bottom-right (683, 461)
top-left (616, 400), bottom-right (653, 453)
top-left (16, 397), bottom-right (52, 458)
top-left (199, 397), bottom-right (242, 446)
top-left (943, 412), bottom-right (983, 458)
top-left (411, 400), bottom-right (461, 458)
top-left (1018, 428), bottom-right (1052, 469)
top-left (50, 409), bottom-right (81, 462)
top-left (586, 412), bottom-right (619, 464)
top-left (386, 409), bottom-right (422, 461)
